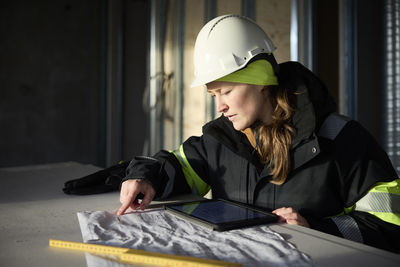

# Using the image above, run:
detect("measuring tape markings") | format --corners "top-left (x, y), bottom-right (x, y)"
top-left (49, 239), bottom-right (241, 267)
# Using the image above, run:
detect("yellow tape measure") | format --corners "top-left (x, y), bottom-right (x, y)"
top-left (49, 239), bottom-right (241, 267)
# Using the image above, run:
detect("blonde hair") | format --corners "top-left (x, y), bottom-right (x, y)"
top-left (254, 85), bottom-right (296, 185)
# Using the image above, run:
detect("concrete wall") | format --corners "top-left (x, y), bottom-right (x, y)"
top-left (0, 1), bottom-right (102, 167)
top-left (0, 0), bottom-right (149, 167)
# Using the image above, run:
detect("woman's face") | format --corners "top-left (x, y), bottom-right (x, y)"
top-left (207, 81), bottom-right (273, 131)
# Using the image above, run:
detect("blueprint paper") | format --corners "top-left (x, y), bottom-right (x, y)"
top-left (77, 209), bottom-right (315, 267)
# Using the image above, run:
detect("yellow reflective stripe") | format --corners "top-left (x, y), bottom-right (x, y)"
top-left (170, 145), bottom-right (210, 196)
top-left (368, 179), bottom-right (400, 194)
top-left (353, 179), bottom-right (400, 226)
top-left (326, 179), bottom-right (400, 225)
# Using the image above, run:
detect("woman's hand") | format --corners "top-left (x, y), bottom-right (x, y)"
top-left (117, 179), bottom-right (156, 215)
top-left (272, 207), bottom-right (310, 228)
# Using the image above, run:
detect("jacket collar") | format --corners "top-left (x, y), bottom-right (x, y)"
top-left (203, 116), bottom-right (264, 169)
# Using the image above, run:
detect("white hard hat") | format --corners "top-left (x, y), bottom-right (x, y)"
top-left (191, 14), bottom-right (276, 88)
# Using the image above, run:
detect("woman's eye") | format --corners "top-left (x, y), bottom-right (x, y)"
top-left (221, 90), bottom-right (231, 95)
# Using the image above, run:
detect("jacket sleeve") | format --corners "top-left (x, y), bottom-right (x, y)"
top-left (308, 179), bottom-right (400, 253)
top-left (309, 120), bottom-right (400, 253)
top-left (123, 135), bottom-right (211, 199)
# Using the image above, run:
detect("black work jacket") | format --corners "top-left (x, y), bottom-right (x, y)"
top-left (125, 62), bottom-right (400, 253)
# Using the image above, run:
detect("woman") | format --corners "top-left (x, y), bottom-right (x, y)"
top-left (118, 15), bottom-right (400, 252)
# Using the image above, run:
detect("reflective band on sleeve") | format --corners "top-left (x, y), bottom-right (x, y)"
top-left (171, 145), bottom-right (210, 196)
top-left (355, 192), bottom-right (400, 213)
top-left (368, 179), bottom-right (400, 194)
top-left (331, 215), bottom-right (364, 243)
top-left (353, 179), bottom-right (400, 226)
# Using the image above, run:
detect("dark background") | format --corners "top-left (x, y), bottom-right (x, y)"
top-left (0, 0), bottom-right (148, 167)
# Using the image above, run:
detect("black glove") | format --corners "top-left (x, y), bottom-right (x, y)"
top-left (63, 161), bottom-right (130, 195)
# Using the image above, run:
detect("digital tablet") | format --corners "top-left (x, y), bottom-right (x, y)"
top-left (165, 199), bottom-right (278, 231)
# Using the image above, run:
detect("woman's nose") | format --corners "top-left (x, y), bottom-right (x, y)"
top-left (215, 96), bottom-right (228, 113)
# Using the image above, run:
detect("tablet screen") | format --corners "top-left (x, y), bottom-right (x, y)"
top-left (168, 200), bottom-right (272, 224)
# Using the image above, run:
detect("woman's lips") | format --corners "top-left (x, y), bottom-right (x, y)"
top-left (226, 114), bottom-right (236, 121)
